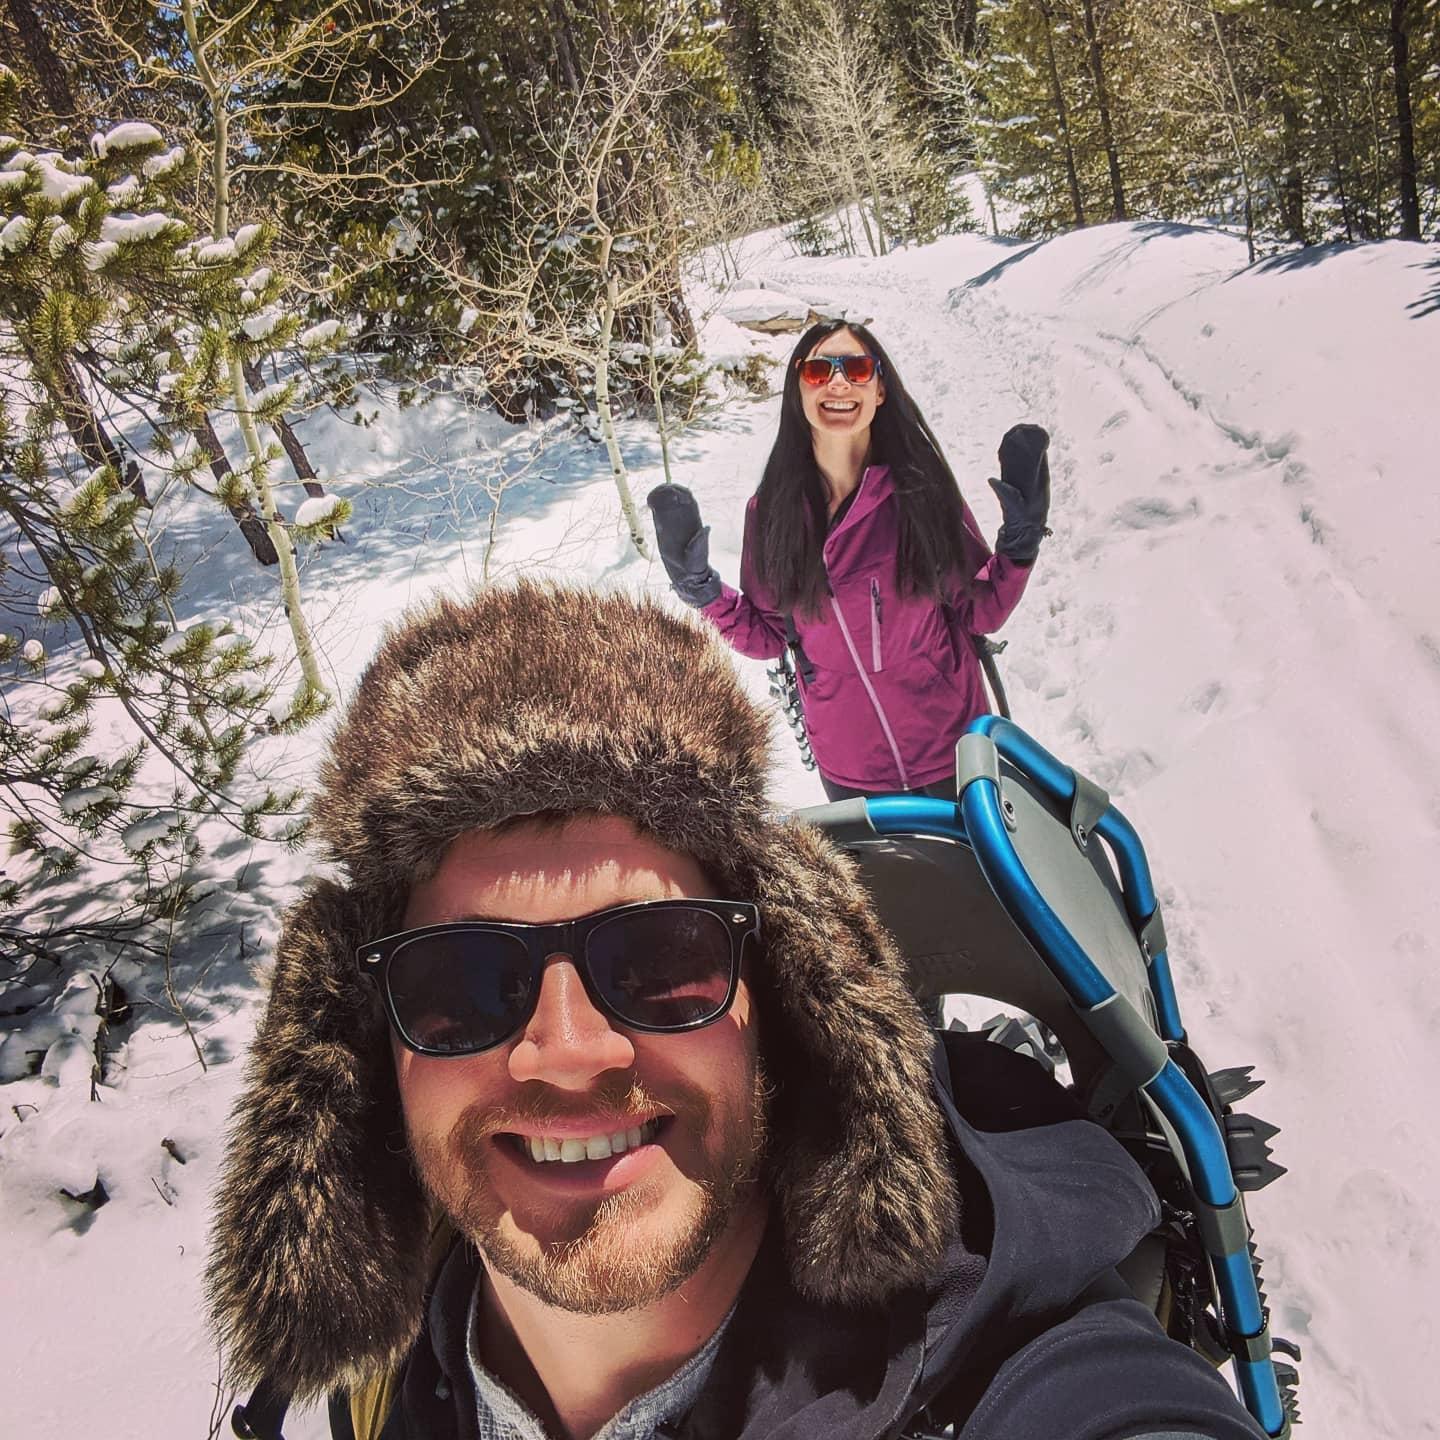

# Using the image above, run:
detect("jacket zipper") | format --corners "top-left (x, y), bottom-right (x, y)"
top-left (827, 590), bottom-right (910, 789)
top-left (870, 579), bottom-right (883, 672)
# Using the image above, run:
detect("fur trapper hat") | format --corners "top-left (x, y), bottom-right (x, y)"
top-left (207, 581), bottom-right (955, 1399)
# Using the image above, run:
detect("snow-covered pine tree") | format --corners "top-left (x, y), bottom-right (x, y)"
top-left (0, 77), bottom-right (340, 969)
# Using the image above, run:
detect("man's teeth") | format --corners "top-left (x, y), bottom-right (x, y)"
top-left (523, 1120), bottom-right (657, 1163)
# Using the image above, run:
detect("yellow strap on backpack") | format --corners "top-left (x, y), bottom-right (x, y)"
top-left (349, 1217), bottom-right (458, 1440)
top-left (349, 1367), bottom-right (401, 1440)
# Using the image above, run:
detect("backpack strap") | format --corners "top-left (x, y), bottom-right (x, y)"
top-left (231, 1378), bottom-right (290, 1439)
top-left (348, 1367), bottom-right (403, 1440)
top-left (782, 613), bottom-right (815, 683)
top-left (347, 1216), bottom-right (460, 1440)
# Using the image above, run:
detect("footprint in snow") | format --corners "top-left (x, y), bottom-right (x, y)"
top-left (1100, 410), bottom-right (1129, 433)
top-left (1334, 1170), bottom-right (1438, 1268)
top-left (1112, 497), bottom-right (1200, 530)
top-left (1188, 681), bottom-right (1225, 716)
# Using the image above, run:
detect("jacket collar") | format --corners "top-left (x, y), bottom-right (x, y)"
top-left (826, 464), bottom-right (894, 544)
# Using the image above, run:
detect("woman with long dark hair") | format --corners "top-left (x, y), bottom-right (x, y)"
top-left (648, 319), bottom-right (1051, 799)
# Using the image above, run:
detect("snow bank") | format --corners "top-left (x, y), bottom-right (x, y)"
top-left (5, 215), bottom-right (1438, 1440)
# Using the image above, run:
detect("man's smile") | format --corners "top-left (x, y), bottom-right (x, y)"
top-left (505, 1115), bottom-right (666, 1163)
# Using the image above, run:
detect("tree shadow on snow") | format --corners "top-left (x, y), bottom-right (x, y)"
top-left (959, 238), bottom-right (1048, 290)
top-left (960, 221), bottom-right (1219, 293)
top-left (1407, 254), bottom-right (1440, 319)
top-left (1244, 242), bottom-right (1351, 276)
top-left (1242, 239), bottom-right (1440, 319)
top-left (10, 833), bottom-right (288, 1065)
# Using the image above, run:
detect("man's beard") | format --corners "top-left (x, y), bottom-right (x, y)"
top-left (408, 1062), bottom-right (769, 1315)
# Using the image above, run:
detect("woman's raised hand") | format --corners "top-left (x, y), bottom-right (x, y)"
top-left (646, 484), bottom-right (723, 608)
top-left (989, 424), bottom-right (1051, 566)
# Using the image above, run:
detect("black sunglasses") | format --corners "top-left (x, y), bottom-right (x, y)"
top-left (796, 353), bottom-right (881, 387)
top-left (358, 898), bottom-right (759, 1057)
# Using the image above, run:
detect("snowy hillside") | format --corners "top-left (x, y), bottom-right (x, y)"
top-left (4, 219), bottom-right (1438, 1438)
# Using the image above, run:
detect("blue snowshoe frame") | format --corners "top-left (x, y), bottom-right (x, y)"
top-left (796, 715), bottom-right (1298, 1437)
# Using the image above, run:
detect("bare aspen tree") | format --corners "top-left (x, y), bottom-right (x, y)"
top-left (422, 13), bottom-right (732, 559)
top-left (769, 0), bottom-right (933, 255)
top-left (1389, 0), bottom-right (1423, 239)
top-left (1133, 0), bottom-right (1263, 258)
top-left (179, 0), bottom-right (326, 706)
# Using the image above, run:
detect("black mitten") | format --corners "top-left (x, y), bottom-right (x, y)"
top-left (989, 423), bottom-right (1051, 565)
top-left (646, 484), bottom-right (722, 607)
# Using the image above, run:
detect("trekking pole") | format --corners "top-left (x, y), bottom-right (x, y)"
top-left (974, 635), bottom-right (1011, 720)
top-left (767, 644), bottom-right (817, 771)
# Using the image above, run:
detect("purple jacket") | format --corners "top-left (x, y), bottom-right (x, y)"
top-left (702, 465), bottom-right (1032, 791)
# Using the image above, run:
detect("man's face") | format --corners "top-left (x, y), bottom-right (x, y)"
top-left (392, 815), bottom-right (768, 1314)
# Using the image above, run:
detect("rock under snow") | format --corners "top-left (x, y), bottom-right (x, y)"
top-left (40, 1032), bottom-right (96, 1090)
top-left (719, 286), bottom-right (813, 333)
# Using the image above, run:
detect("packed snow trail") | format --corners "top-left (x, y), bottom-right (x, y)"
top-left (706, 224), bottom-right (1440, 1438)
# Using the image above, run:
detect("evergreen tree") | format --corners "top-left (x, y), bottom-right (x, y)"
top-left (0, 77), bottom-right (344, 969)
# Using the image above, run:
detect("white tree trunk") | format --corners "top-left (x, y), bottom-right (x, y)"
top-left (228, 356), bottom-right (329, 703)
top-left (186, 0), bottom-right (328, 706)
top-left (594, 256), bottom-right (652, 559)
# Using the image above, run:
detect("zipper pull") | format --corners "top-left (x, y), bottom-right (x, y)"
top-left (871, 577), bottom-right (882, 625)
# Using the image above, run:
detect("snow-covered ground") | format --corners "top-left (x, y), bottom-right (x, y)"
top-left (4, 214), bottom-right (1439, 1438)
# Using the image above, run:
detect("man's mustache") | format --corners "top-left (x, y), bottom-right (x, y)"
top-left (450, 1077), bottom-right (706, 1144)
